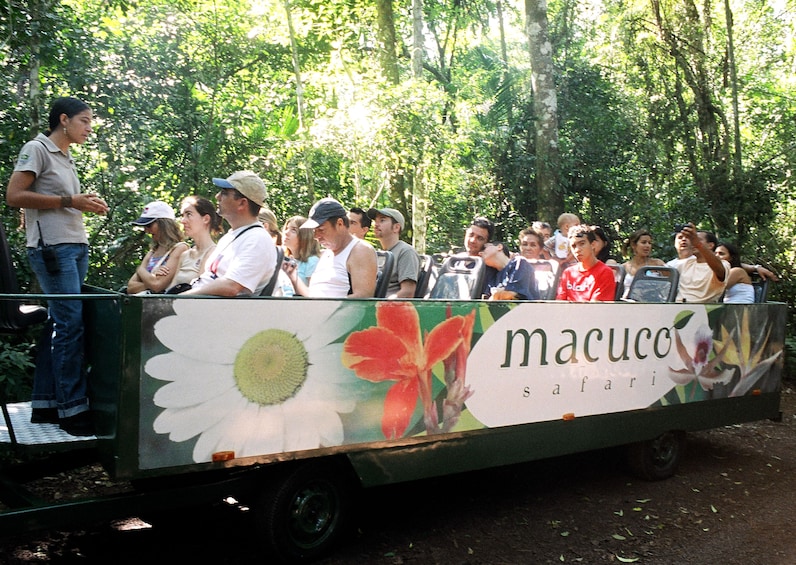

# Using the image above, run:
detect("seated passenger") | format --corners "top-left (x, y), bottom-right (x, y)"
top-left (368, 206), bottom-right (419, 298)
top-left (518, 228), bottom-right (548, 260)
top-left (185, 171), bottom-right (276, 296)
top-left (282, 215), bottom-right (321, 285)
top-left (457, 216), bottom-right (499, 290)
top-left (620, 229), bottom-right (665, 299)
top-left (347, 206), bottom-right (372, 240)
top-left (531, 220), bottom-right (552, 240)
top-left (591, 225), bottom-right (619, 265)
top-left (715, 242), bottom-right (754, 303)
top-left (480, 241), bottom-right (540, 300)
top-left (461, 216), bottom-right (494, 257)
top-left (259, 208), bottom-right (282, 245)
top-left (666, 224), bottom-right (729, 303)
top-left (556, 225), bottom-right (616, 302)
top-left (164, 195), bottom-right (221, 292)
top-left (126, 201), bottom-right (188, 294)
top-left (287, 198), bottom-right (377, 298)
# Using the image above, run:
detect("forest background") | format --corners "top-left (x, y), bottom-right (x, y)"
top-left (0, 0), bottom-right (794, 395)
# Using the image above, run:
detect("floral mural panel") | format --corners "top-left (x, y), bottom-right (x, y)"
top-left (137, 299), bottom-right (785, 470)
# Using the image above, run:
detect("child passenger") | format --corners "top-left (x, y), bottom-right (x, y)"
top-left (545, 212), bottom-right (580, 267)
top-left (282, 215), bottom-right (321, 285)
top-left (480, 241), bottom-right (539, 300)
top-left (556, 225), bottom-right (616, 302)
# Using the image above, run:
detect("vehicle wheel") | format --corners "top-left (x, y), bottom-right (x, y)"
top-left (626, 430), bottom-right (686, 481)
top-left (256, 460), bottom-right (355, 563)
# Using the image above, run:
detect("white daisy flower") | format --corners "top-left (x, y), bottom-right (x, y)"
top-left (145, 299), bottom-right (361, 462)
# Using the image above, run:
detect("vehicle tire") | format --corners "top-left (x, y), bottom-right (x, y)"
top-left (256, 460), bottom-right (355, 563)
top-left (626, 430), bottom-right (686, 481)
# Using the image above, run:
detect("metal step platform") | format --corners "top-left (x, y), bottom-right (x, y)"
top-left (1, 402), bottom-right (96, 447)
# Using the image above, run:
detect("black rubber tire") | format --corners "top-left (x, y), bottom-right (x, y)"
top-left (256, 460), bottom-right (355, 563)
top-left (626, 430), bottom-right (686, 481)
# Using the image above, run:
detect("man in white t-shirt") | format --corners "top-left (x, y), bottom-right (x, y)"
top-left (186, 171), bottom-right (275, 296)
top-left (666, 223), bottom-right (729, 303)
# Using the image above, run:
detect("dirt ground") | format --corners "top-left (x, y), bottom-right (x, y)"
top-left (1, 385), bottom-right (795, 564)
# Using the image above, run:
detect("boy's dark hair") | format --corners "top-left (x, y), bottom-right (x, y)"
top-left (350, 207), bottom-right (371, 228)
top-left (492, 241), bottom-right (511, 257)
top-left (568, 224), bottom-right (596, 242)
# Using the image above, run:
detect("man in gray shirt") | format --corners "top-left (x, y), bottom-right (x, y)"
top-left (368, 207), bottom-right (420, 299)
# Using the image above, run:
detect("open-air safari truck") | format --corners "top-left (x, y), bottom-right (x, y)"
top-left (0, 288), bottom-right (787, 562)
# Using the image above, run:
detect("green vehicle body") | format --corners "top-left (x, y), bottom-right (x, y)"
top-left (0, 291), bottom-right (786, 554)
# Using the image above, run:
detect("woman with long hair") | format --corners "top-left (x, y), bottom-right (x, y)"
top-left (620, 229), bottom-right (665, 298)
top-left (126, 201), bottom-right (188, 294)
top-left (715, 242), bottom-right (754, 303)
top-left (282, 215), bottom-right (321, 285)
top-left (591, 226), bottom-right (618, 265)
top-left (163, 195), bottom-right (222, 290)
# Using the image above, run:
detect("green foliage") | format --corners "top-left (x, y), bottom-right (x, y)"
top-left (0, 337), bottom-right (36, 403)
top-left (0, 0), bottom-right (791, 297)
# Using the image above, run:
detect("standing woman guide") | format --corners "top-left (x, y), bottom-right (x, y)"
top-left (5, 97), bottom-right (109, 436)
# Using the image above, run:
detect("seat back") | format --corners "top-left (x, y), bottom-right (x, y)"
top-left (260, 247), bottom-right (284, 296)
top-left (527, 259), bottom-right (560, 300)
top-left (609, 264), bottom-right (626, 300)
top-left (428, 255), bottom-right (485, 300)
top-left (414, 254), bottom-right (438, 298)
top-left (0, 222), bottom-right (48, 333)
top-left (375, 250), bottom-right (395, 298)
top-left (626, 266), bottom-right (679, 303)
top-left (752, 277), bottom-right (769, 303)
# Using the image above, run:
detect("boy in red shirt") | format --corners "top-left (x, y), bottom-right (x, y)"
top-left (556, 225), bottom-right (616, 302)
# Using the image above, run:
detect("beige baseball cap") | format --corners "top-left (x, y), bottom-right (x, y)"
top-left (212, 170), bottom-right (267, 207)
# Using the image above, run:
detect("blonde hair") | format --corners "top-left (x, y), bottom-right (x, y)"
top-left (151, 218), bottom-right (183, 251)
top-left (557, 213), bottom-right (580, 228)
top-left (258, 208), bottom-right (282, 245)
top-left (284, 216), bottom-right (321, 263)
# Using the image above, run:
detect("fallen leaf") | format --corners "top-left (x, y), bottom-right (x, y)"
top-left (612, 534), bottom-right (627, 541)
top-left (616, 556), bottom-right (640, 563)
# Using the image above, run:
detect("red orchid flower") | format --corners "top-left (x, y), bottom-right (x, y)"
top-left (342, 301), bottom-right (474, 439)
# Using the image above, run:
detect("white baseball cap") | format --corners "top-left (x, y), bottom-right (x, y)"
top-left (131, 201), bottom-right (176, 226)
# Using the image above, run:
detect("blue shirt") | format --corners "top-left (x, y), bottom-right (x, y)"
top-left (484, 257), bottom-right (539, 300)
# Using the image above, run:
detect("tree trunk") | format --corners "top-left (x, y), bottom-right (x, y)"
top-left (283, 0), bottom-right (314, 198)
top-left (525, 0), bottom-right (562, 224)
top-left (497, 0), bottom-right (512, 124)
top-left (650, 0), bottom-right (734, 236)
top-left (724, 0), bottom-right (744, 237)
top-left (411, 0), bottom-right (428, 252)
top-left (376, 0), bottom-right (400, 84)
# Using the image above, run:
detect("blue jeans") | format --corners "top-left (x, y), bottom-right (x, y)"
top-left (27, 243), bottom-right (89, 418)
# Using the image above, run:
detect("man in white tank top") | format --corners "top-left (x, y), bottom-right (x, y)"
top-left (285, 198), bottom-right (377, 298)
